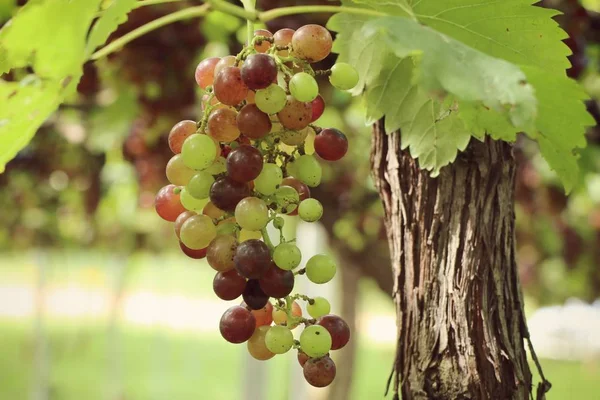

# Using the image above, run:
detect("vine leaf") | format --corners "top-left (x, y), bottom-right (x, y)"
top-left (86, 0), bottom-right (137, 57)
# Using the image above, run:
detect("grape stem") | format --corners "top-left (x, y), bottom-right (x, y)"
top-left (240, 0), bottom-right (256, 46)
top-left (260, 227), bottom-right (275, 251)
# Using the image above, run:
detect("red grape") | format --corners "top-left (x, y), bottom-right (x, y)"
top-left (195, 57), bottom-right (220, 89)
top-left (179, 242), bottom-right (208, 259)
top-left (243, 279), bottom-right (270, 310)
top-left (168, 120), bottom-right (197, 154)
top-left (227, 145), bottom-right (263, 183)
top-left (314, 128), bottom-right (348, 161)
top-left (175, 210), bottom-right (196, 238)
top-left (155, 184), bottom-right (186, 222)
top-left (317, 314), bottom-right (350, 350)
top-left (273, 28), bottom-right (294, 56)
top-left (214, 270), bottom-right (247, 301)
top-left (207, 108), bottom-right (240, 142)
top-left (297, 350), bottom-right (310, 367)
top-left (220, 306), bottom-right (256, 343)
top-left (278, 96), bottom-right (312, 130)
top-left (248, 302), bottom-right (273, 327)
top-left (259, 265), bottom-right (294, 298)
top-left (214, 66), bottom-right (248, 106)
top-left (310, 95), bottom-right (325, 122)
top-left (241, 54), bottom-right (278, 90)
top-left (234, 239), bottom-right (271, 279)
top-left (254, 29), bottom-right (273, 53)
top-left (303, 356), bottom-right (336, 387)
top-left (291, 25), bottom-right (332, 63)
top-left (237, 104), bottom-right (272, 139)
top-left (214, 55), bottom-right (236, 78)
top-left (209, 177), bottom-right (251, 211)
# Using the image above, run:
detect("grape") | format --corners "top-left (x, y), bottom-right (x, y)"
top-left (241, 54), bottom-right (278, 90)
top-left (220, 306), bottom-right (256, 344)
top-left (272, 186), bottom-right (300, 214)
top-left (289, 72), bottom-right (319, 102)
top-left (174, 210), bottom-right (196, 238)
top-left (314, 128), bottom-right (348, 161)
top-left (249, 301), bottom-right (273, 327)
top-left (210, 177), bottom-right (251, 211)
top-left (180, 214), bottom-right (217, 250)
top-left (205, 156), bottom-right (227, 175)
top-left (234, 239), bottom-right (271, 279)
top-left (297, 351), bottom-right (310, 367)
top-left (180, 187), bottom-right (209, 211)
top-left (255, 84), bottom-right (287, 114)
top-left (227, 145), bottom-right (263, 183)
top-left (273, 243), bottom-right (301, 271)
top-left (303, 356), bottom-right (336, 387)
top-left (273, 216), bottom-right (285, 230)
top-left (299, 325), bottom-right (331, 358)
top-left (254, 29), bottom-right (273, 53)
top-left (155, 184), bottom-right (186, 222)
top-left (243, 279), bottom-right (270, 310)
top-left (214, 66), bottom-right (249, 106)
top-left (168, 120), bottom-right (197, 154)
top-left (187, 171), bottom-right (214, 199)
top-left (247, 326), bottom-right (275, 361)
top-left (254, 163), bottom-right (283, 195)
top-left (181, 134), bottom-right (218, 171)
top-left (307, 297), bottom-right (330, 319)
top-left (306, 254), bottom-right (336, 284)
top-left (293, 155), bottom-right (322, 187)
top-left (213, 269), bottom-right (246, 300)
top-left (298, 198), bottom-right (323, 222)
top-left (281, 127), bottom-right (310, 146)
top-left (265, 325), bottom-right (294, 354)
top-left (237, 104), bottom-right (272, 139)
top-left (214, 55), bottom-right (236, 78)
top-left (281, 177), bottom-right (310, 216)
top-left (235, 197), bottom-right (269, 231)
top-left (203, 201), bottom-right (226, 221)
top-left (329, 63), bottom-right (359, 90)
top-left (310, 95), bottom-right (325, 122)
top-left (278, 96), bottom-right (312, 130)
top-left (207, 235), bottom-right (238, 272)
top-left (318, 315), bottom-right (350, 350)
top-left (259, 265), bottom-right (294, 298)
top-left (195, 57), bottom-right (220, 89)
top-left (273, 28), bottom-right (294, 56)
top-left (207, 108), bottom-right (240, 142)
top-left (273, 301), bottom-right (302, 329)
top-left (179, 242), bottom-right (208, 259)
top-left (239, 229), bottom-right (262, 242)
top-left (166, 154), bottom-right (195, 186)
top-left (217, 219), bottom-right (238, 236)
top-left (291, 25), bottom-right (332, 63)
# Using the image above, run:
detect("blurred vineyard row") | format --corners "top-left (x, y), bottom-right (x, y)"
top-left (1, 0), bottom-right (600, 306)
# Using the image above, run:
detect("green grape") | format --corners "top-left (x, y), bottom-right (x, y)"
top-left (273, 216), bottom-right (285, 230)
top-left (187, 171), bottom-right (214, 199)
top-left (306, 254), bottom-right (336, 284)
top-left (289, 72), bottom-right (318, 102)
top-left (239, 229), bottom-right (262, 242)
top-left (180, 187), bottom-right (209, 211)
top-left (273, 242), bottom-right (301, 271)
top-left (254, 163), bottom-right (283, 195)
top-left (298, 198), bottom-right (323, 222)
top-left (180, 214), bottom-right (217, 250)
top-left (293, 155), bottom-right (322, 187)
top-left (181, 134), bottom-right (218, 171)
top-left (205, 156), bottom-right (227, 175)
top-left (235, 197), bottom-right (269, 231)
top-left (217, 220), bottom-right (238, 236)
top-left (281, 127), bottom-right (309, 146)
top-left (307, 297), bottom-right (331, 319)
top-left (166, 154), bottom-right (195, 186)
top-left (255, 84), bottom-right (288, 114)
top-left (329, 63), bottom-right (359, 90)
top-left (299, 325), bottom-right (331, 358)
top-left (265, 325), bottom-right (294, 354)
top-left (272, 186), bottom-right (299, 214)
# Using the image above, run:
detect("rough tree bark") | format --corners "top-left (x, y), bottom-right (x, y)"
top-left (370, 120), bottom-right (548, 400)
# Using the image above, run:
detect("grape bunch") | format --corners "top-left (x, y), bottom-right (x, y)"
top-left (154, 24), bottom-right (357, 388)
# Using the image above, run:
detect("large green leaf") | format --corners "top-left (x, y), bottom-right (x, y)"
top-left (86, 0), bottom-right (137, 57)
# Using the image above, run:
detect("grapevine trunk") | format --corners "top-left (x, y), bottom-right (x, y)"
top-left (371, 120), bottom-right (533, 400)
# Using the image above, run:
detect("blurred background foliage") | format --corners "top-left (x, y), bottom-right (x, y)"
top-left (1, 0), bottom-right (600, 399)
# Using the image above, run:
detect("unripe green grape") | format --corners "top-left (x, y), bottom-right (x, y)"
top-left (273, 186), bottom-right (300, 214)
top-left (281, 127), bottom-right (309, 146)
top-left (307, 297), bottom-right (331, 319)
top-left (235, 197), bottom-right (269, 231)
top-left (187, 171), bottom-right (214, 199)
top-left (217, 220), bottom-right (238, 236)
top-left (306, 254), bottom-right (336, 284)
top-left (180, 187), bottom-right (209, 211)
top-left (298, 198), bottom-right (323, 222)
top-left (273, 242), bottom-right (301, 271)
top-left (239, 229), bottom-right (262, 242)
top-left (180, 214), bottom-right (216, 250)
top-left (265, 325), bottom-right (294, 354)
top-left (273, 216), bottom-right (285, 230)
top-left (289, 72), bottom-right (319, 102)
top-left (293, 155), bottom-right (322, 187)
top-left (299, 325), bottom-right (331, 358)
top-left (181, 134), bottom-right (218, 170)
top-left (206, 156), bottom-right (227, 175)
top-left (166, 154), bottom-right (195, 186)
top-left (254, 163), bottom-right (283, 195)
top-left (329, 63), bottom-right (359, 90)
top-left (255, 84), bottom-right (287, 114)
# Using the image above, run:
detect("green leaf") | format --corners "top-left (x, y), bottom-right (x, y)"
top-left (459, 103), bottom-right (518, 142)
top-left (521, 66), bottom-right (595, 193)
top-left (86, 0), bottom-right (137, 58)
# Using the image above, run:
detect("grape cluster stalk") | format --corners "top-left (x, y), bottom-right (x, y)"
top-left (154, 24), bottom-right (358, 388)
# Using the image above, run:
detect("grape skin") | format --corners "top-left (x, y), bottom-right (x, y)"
top-left (155, 184), bottom-right (186, 222)
top-left (306, 254), bottom-right (337, 284)
top-left (234, 239), bottom-right (271, 279)
top-left (168, 120), bottom-right (197, 154)
top-left (291, 24), bottom-right (332, 63)
top-left (307, 297), bottom-right (331, 319)
top-left (298, 198), bottom-right (323, 222)
top-left (247, 326), bottom-right (275, 361)
top-left (213, 269), bottom-right (246, 301)
top-left (179, 242), bottom-right (208, 259)
top-left (273, 28), bottom-right (295, 56)
top-left (209, 177), bottom-right (251, 212)
top-left (214, 66), bottom-right (249, 106)
top-left (303, 356), bottom-right (336, 387)
top-left (265, 325), bottom-right (294, 354)
top-left (174, 210), bottom-right (196, 238)
top-left (318, 314), bottom-right (350, 350)
top-left (195, 57), bottom-right (220, 89)
top-left (241, 54), bottom-right (278, 90)
top-left (180, 214), bottom-right (217, 250)
top-left (220, 306), bottom-right (256, 344)
top-left (243, 279), bottom-right (270, 310)
top-left (314, 128), bottom-right (348, 161)
top-left (253, 29), bottom-right (273, 53)
top-left (166, 154), bottom-right (195, 186)
top-left (227, 145), bottom-right (263, 183)
top-left (278, 96), bottom-right (312, 130)
top-left (310, 95), bottom-right (325, 122)
top-left (235, 197), bottom-right (269, 231)
top-left (237, 104), bottom-right (272, 139)
top-left (207, 108), bottom-right (241, 142)
top-left (299, 325), bottom-right (332, 358)
top-left (259, 265), bottom-right (295, 298)
top-left (207, 235), bottom-right (238, 272)
top-left (249, 302), bottom-right (273, 328)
